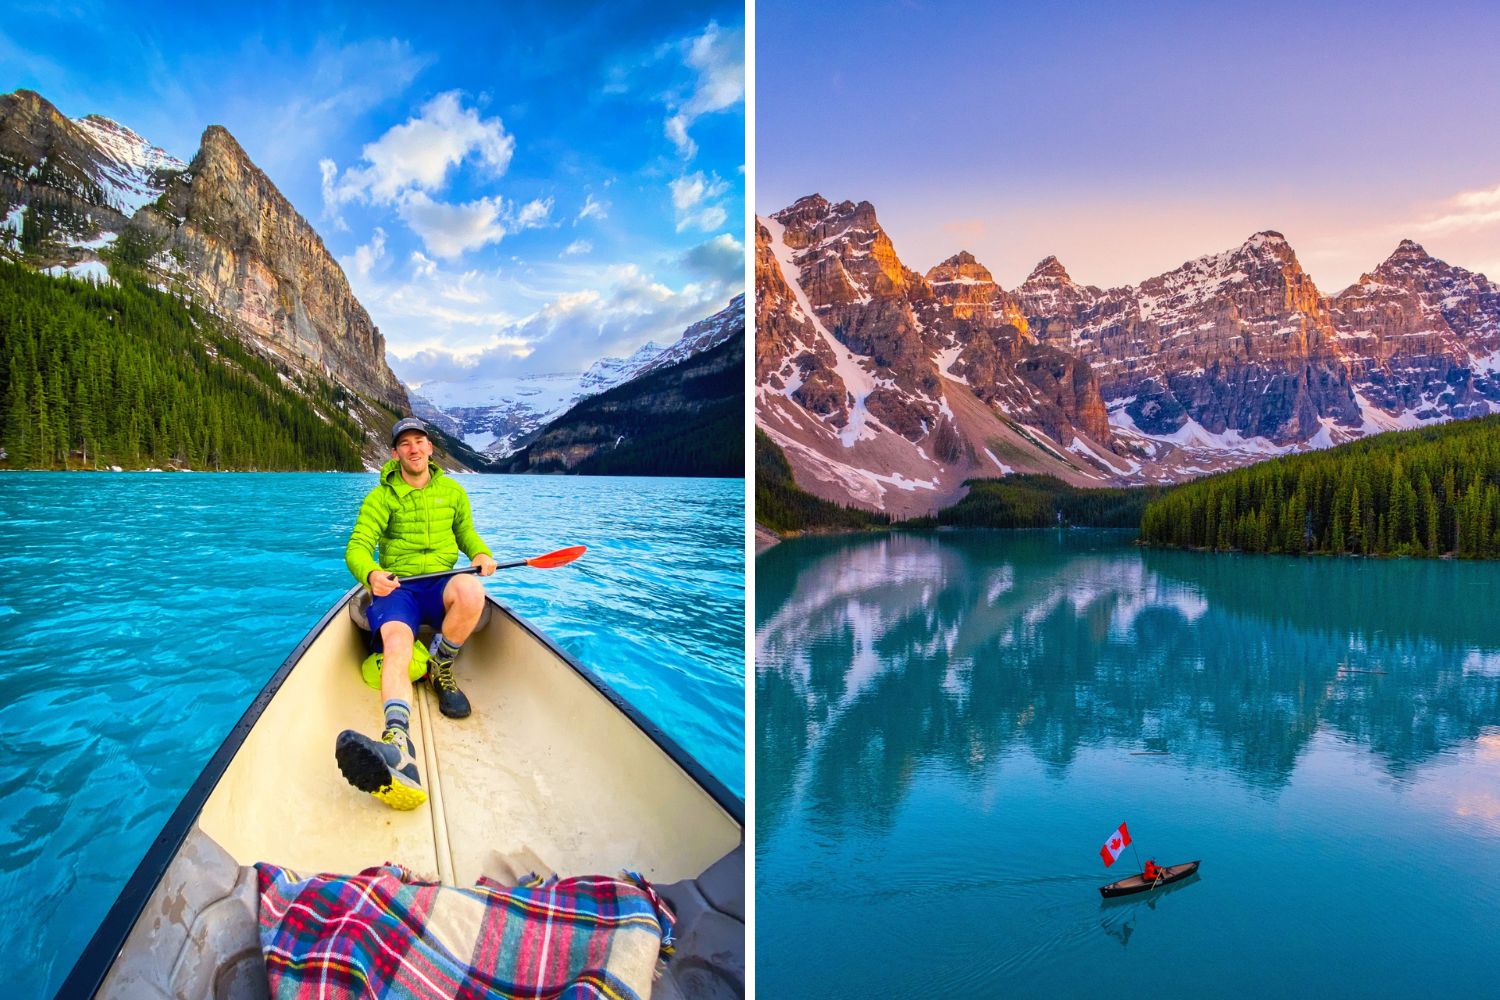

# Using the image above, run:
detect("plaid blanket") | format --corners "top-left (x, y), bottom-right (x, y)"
top-left (256, 863), bottom-right (675, 999)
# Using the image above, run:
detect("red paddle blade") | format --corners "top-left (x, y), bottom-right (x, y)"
top-left (526, 545), bottom-right (586, 569)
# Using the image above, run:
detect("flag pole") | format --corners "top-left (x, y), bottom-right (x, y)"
top-left (1132, 844), bottom-right (1143, 872)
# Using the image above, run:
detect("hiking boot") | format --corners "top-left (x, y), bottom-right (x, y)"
top-left (429, 657), bottom-right (471, 719)
top-left (335, 728), bottom-right (427, 810)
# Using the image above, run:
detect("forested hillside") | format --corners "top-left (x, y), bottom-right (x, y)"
top-left (1141, 416), bottom-right (1500, 557)
top-left (0, 261), bottom-right (364, 470)
top-left (755, 430), bottom-right (891, 534)
top-left (913, 475), bottom-right (1164, 530)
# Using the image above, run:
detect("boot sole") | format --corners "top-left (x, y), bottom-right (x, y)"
top-left (437, 699), bottom-right (471, 719)
top-left (335, 733), bottom-right (427, 811)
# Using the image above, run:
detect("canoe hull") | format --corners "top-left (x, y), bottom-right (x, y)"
top-left (63, 587), bottom-right (743, 999)
top-left (1099, 860), bottom-right (1201, 897)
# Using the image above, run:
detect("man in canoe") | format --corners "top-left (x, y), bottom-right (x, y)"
top-left (337, 416), bottom-right (497, 809)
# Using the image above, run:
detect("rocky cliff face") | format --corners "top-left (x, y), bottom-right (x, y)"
top-left (756, 196), bottom-right (1124, 517)
top-left (757, 192), bottom-right (1500, 512)
top-left (1015, 233), bottom-right (1362, 445)
top-left (136, 125), bottom-right (406, 412)
top-left (0, 89), bottom-right (409, 463)
top-left (1329, 240), bottom-right (1500, 420)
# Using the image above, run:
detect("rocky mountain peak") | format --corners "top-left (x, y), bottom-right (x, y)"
top-left (1024, 255), bottom-right (1073, 285)
top-left (926, 251), bottom-right (997, 293)
top-left (845, 199), bottom-right (880, 229)
top-left (1377, 239), bottom-right (1436, 271)
top-left (773, 194), bottom-right (833, 231)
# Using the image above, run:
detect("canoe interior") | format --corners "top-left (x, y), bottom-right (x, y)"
top-left (1099, 860), bottom-right (1201, 897)
top-left (195, 591), bottom-right (741, 885)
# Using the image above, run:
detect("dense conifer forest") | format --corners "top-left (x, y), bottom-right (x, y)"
top-left (1140, 416), bottom-right (1500, 557)
top-left (0, 261), bottom-right (364, 470)
top-left (755, 429), bottom-right (891, 534)
top-left (909, 475), bottom-right (1164, 530)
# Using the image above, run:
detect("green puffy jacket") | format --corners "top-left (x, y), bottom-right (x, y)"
top-left (345, 460), bottom-right (493, 586)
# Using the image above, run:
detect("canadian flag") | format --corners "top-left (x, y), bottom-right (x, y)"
top-left (1100, 822), bottom-right (1131, 867)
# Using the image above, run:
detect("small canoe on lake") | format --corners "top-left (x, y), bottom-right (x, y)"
top-left (60, 584), bottom-right (744, 999)
top-left (1099, 860), bottom-right (1201, 898)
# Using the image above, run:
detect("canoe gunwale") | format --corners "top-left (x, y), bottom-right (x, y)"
top-left (1098, 860), bottom-right (1201, 897)
top-left (57, 584), bottom-right (744, 999)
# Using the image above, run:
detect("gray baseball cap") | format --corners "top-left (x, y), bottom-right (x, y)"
top-left (390, 416), bottom-right (430, 446)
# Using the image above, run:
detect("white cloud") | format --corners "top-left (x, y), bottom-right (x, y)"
top-left (410, 251), bottom-right (438, 278)
top-left (680, 233), bottom-right (744, 283)
top-left (349, 227), bottom-right (386, 278)
top-left (323, 91), bottom-right (514, 208)
top-left (562, 239), bottom-right (593, 256)
top-left (398, 192), bottom-right (508, 258)
top-left (387, 261), bottom-right (739, 385)
top-left (663, 21), bottom-right (744, 160)
top-left (670, 172), bottom-right (730, 232)
top-left (577, 193), bottom-right (608, 222)
top-left (1407, 180), bottom-right (1500, 237)
top-left (665, 115), bottom-right (697, 161)
top-left (513, 197), bottom-right (553, 230)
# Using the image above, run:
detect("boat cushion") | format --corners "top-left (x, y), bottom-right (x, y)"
top-left (256, 863), bottom-right (674, 999)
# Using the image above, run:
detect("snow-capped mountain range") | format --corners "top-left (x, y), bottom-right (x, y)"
top-left (756, 194), bottom-right (1500, 515)
top-left (411, 293), bottom-right (745, 458)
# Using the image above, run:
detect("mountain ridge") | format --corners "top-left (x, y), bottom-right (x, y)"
top-left (755, 192), bottom-right (1500, 515)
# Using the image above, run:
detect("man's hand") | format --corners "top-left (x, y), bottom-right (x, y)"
top-left (369, 570), bottom-right (400, 597)
top-left (473, 554), bottom-right (497, 577)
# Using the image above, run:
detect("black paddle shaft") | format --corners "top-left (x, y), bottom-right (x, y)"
top-left (395, 559), bottom-right (526, 583)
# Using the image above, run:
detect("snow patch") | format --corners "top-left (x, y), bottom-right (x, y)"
top-left (762, 215), bottom-right (881, 448)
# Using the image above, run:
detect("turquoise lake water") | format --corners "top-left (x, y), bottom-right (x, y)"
top-left (0, 471), bottom-right (744, 998)
top-left (756, 530), bottom-right (1500, 998)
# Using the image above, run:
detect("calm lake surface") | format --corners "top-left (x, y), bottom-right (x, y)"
top-left (756, 530), bottom-right (1500, 999)
top-left (0, 472), bottom-right (744, 998)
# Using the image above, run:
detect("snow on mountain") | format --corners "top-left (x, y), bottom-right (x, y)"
top-left (637, 293), bottom-right (744, 377)
top-left (409, 295), bottom-right (744, 459)
top-left (72, 114), bottom-right (187, 214)
top-left (758, 194), bottom-right (1500, 507)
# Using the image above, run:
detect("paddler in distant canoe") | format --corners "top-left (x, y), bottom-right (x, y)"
top-left (339, 416), bottom-right (497, 809)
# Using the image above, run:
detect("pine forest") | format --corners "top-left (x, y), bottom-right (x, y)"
top-left (0, 261), bottom-right (364, 471)
top-left (1140, 416), bottom-right (1500, 558)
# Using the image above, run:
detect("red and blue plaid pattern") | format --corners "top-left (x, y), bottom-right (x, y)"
top-left (256, 863), bottom-right (675, 999)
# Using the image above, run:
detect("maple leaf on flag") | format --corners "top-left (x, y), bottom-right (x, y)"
top-left (1111, 837), bottom-right (1121, 849)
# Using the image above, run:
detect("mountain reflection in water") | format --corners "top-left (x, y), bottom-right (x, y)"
top-left (757, 530), bottom-right (1500, 837)
top-left (756, 529), bottom-right (1500, 998)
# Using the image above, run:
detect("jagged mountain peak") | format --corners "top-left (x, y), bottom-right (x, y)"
top-left (1023, 255), bottom-right (1073, 284)
top-left (773, 194), bottom-right (834, 229)
top-left (77, 113), bottom-right (148, 146)
top-left (1380, 238), bottom-right (1435, 266)
top-left (927, 251), bottom-right (996, 288)
top-left (74, 113), bottom-right (185, 179)
top-left (7, 88), bottom-right (55, 116)
top-left (773, 194), bottom-right (884, 235)
top-left (1232, 230), bottom-right (1299, 263)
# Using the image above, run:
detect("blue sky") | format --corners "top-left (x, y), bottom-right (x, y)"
top-left (758, 0), bottom-right (1500, 292)
top-left (3, 0), bottom-right (745, 383)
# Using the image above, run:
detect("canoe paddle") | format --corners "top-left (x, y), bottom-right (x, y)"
top-left (395, 545), bottom-right (587, 583)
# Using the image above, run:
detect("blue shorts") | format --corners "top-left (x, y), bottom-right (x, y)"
top-left (367, 576), bottom-right (450, 650)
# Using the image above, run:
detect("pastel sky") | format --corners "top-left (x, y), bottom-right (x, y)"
top-left (3, 0), bottom-right (744, 385)
top-left (757, 0), bottom-right (1500, 293)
